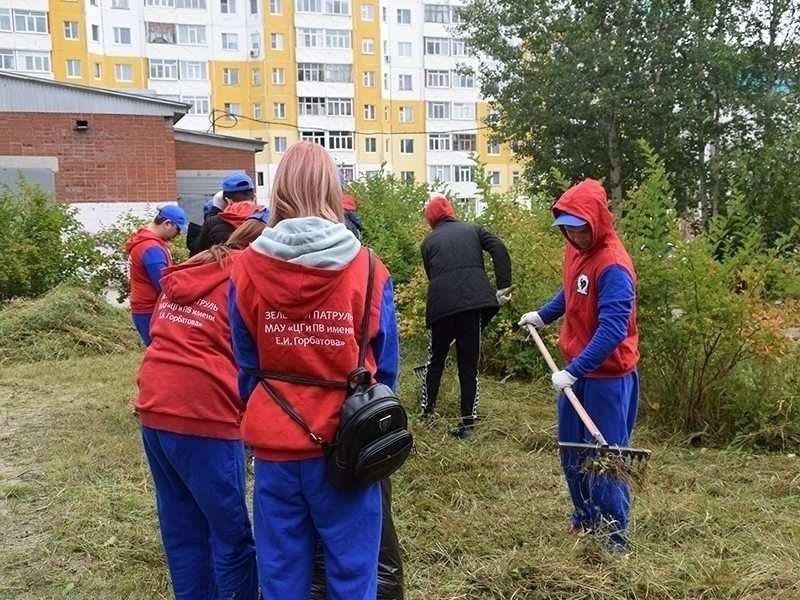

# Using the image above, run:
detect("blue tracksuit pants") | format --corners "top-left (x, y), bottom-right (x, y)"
top-left (253, 457), bottom-right (382, 600)
top-left (558, 371), bottom-right (639, 548)
top-left (132, 312), bottom-right (153, 346)
top-left (141, 427), bottom-right (258, 600)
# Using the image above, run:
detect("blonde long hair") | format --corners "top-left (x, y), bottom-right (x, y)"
top-left (268, 141), bottom-right (344, 227)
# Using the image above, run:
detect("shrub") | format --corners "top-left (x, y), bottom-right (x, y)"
top-left (0, 176), bottom-right (100, 301)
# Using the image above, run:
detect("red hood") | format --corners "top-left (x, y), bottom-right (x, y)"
top-left (125, 228), bottom-right (163, 254)
top-left (160, 252), bottom-right (241, 305)
top-left (552, 179), bottom-right (614, 251)
top-left (342, 194), bottom-right (357, 211)
top-left (425, 195), bottom-right (456, 229)
top-left (219, 201), bottom-right (261, 228)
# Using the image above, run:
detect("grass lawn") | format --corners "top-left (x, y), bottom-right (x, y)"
top-left (2, 351), bottom-right (800, 599)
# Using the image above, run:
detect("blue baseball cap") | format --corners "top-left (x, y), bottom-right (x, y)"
top-left (553, 212), bottom-right (588, 227)
top-left (157, 205), bottom-right (188, 233)
top-left (222, 173), bottom-right (254, 193)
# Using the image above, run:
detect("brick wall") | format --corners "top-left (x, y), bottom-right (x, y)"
top-left (174, 140), bottom-right (257, 182)
top-left (0, 112), bottom-right (177, 203)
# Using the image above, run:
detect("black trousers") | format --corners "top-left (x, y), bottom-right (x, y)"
top-left (421, 309), bottom-right (481, 426)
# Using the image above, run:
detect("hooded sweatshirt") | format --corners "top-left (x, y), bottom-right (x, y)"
top-left (543, 179), bottom-right (639, 378)
top-left (219, 201), bottom-right (261, 229)
top-left (125, 228), bottom-right (173, 314)
top-left (229, 217), bottom-right (400, 461)
top-left (134, 254), bottom-right (245, 439)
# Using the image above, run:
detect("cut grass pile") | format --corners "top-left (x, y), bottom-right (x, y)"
top-left (0, 285), bottom-right (140, 366)
top-left (2, 350), bottom-right (800, 599)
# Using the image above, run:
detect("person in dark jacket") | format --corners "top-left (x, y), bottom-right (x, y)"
top-left (186, 192), bottom-right (225, 254)
top-left (420, 193), bottom-right (512, 439)
top-left (191, 174), bottom-right (257, 256)
top-left (342, 194), bottom-right (363, 240)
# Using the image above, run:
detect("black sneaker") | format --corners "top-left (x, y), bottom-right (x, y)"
top-left (419, 412), bottom-right (437, 429)
top-left (448, 424), bottom-right (475, 440)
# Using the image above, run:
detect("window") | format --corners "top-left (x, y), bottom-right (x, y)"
top-left (272, 68), bottom-right (285, 84)
top-left (424, 4), bottom-right (449, 23)
top-left (66, 59), bottom-right (81, 77)
top-left (222, 33), bottom-right (238, 50)
top-left (0, 10), bottom-right (10, 32)
top-left (427, 101), bottom-right (450, 119)
top-left (177, 0), bottom-right (206, 7)
top-left (115, 63), bottom-right (133, 81)
top-left (489, 171), bottom-right (501, 186)
top-left (180, 61), bottom-right (207, 80)
top-left (113, 27), bottom-right (132, 45)
top-left (327, 98), bottom-right (352, 116)
top-left (452, 102), bottom-right (475, 120)
top-left (365, 137), bottom-right (376, 153)
top-left (251, 33), bottom-right (260, 52)
top-left (92, 25), bottom-right (100, 42)
top-left (18, 52), bottom-right (51, 72)
top-left (400, 171), bottom-right (414, 182)
top-left (13, 10), bottom-right (47, 33)
top-left (382, 6), bottom-right (386, 21)
top-left (399, 139), bottom-right (414, 154)
top-left (298, 28), bottom-right (323, 47)
top-left (298, 63), bottom-right (324, 81)
top-left (90, 0), bottom-right (97, 5)
top-left (273, 102), bottom-right (286, 119)
top-left (222, 67), bottom-right (240, 84)
top-left (398, 107), bottom-right (413, 122)
top-left (384, 106), bottom-right (389, 121)
top-left (428, 133), bottom-right (451, 151)
top-left (253, 103), bottom-right (262, 119)
top-left (451, 38), bottom-right (468, 56)
top-left (301, 131), bottom-right (326, 145)
top-left (426, 70), bottom-right (449, 88)
top-left (93, 62), bottom-right (102, 78)
top-left (325, 0), bottom-right (349, 15)
top-left (397, 42), bottom-right (411, 57)
top-left (363, 71), bottom-right (375, 87)
top-left (327, 131), bottom-right (353, 150)
top-left (220, 0), bottom-right (236, 13)
top-left (453, 133), bottom-right (476, 151)
top-left (362, 38), bottom-right (374, 53)
top-left (452, 72), bottom-right (474, 88)
top-left (250, 0), bottom-right (258, 13)
top-left (451, 6), bottom-right (463, 22)
top-left (252, 68), bottom-right (261, 85)
top-left (149, 58), bottom-right (178, 79)
top-left (64, 21), bottom-right (79, 40)
top-left (0, 50), bottom-right (14, 70)
top-left (146, 0), bottom-right (175, 5)
top-left (184, 95), bottom-right (210, 115)
top-left (223, 103), bottom-right (241, 120)
top-left (296, 0), bottom-right (321, 11)
top-left (361, 3), bottom-right (373, 19)
top-left (269, 0), bottom-right (282, 12)
top-left (257, 172), bottom-right (265, 186)
top-left (178, 25), bottom-right (206, 45)
top-left (398, 74), bottom-right (412, 91)
top-left (325, 29), bottom-right (350, 49)
top-left (383, 73), bottom-right (388, 90)
top-left (325, 63), bottom-right (352, 82)
top-left (487, 142), bottom-right (500, 155)
top-left (341, 165), bottom-right (355, 181)
top-left (147, 23), bottom-right (176, 44)
top-left (396, 8), bottom-right (410, 23)
top-left (299, 97), bottom-right (325, 115)
top-left (512, 171), bottom-right (520, 185)
top-left (112, 0), bottom-right (129, 7)
top-left (274, 136), bottom-right (288, 153)
top-left (425, 37), bottom-right (449, 55)
top-left (270, 33), bottom-right (283, 49)
top-left (429, 165), bottom-right (452, 182)
top-left (364, 104), bottom-right (376, 120)
top-left (454, 165), bottom-right (474, 182)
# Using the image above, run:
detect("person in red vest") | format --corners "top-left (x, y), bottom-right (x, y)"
top-left (518, 179), bottom-right (640, 553)
top-left (125, 205), bottom-right (187, 346)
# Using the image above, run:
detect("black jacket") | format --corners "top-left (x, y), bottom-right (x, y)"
top-left (420, 219), bottom-right (512, 327)
top-left (190, 210), bottom-right (234, 256)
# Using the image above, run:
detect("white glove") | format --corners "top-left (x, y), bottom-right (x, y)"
top-left (496, 288), bottom-right (512, 305)
top-left (552, 369), bottom-right (578, 392)
top-left (518, 311), bottom-right (545, 329)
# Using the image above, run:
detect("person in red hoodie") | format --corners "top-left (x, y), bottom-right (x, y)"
top-left (518, 179), bottom-right (640, 553)
top-left (229, 141), bottom-right (400, 599)
top-left (134, 216), bottom-right (267, 600)
top-left (125, 205), bottom-right (187, 346)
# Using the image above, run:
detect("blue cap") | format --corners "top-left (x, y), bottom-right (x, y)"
top-left (247, 208), bottom-right (271, 223)
top-left (157, 205), bottom-right (188, 233)
top-left (553, 212), bottom-right (588, 227)
top-left (202, 199), bottom-right (214, 216)
top-left (222, 173), bottom-right (254, 193)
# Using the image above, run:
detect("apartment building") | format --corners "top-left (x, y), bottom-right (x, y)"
top-left (0, 0), bottom-right (521, 202)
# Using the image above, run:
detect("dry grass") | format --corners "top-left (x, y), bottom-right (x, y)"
top-left (2, 350), bottom-right (800, 599)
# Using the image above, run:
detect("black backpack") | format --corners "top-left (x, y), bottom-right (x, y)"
top-left (246, 249), bottom-right (413, 493)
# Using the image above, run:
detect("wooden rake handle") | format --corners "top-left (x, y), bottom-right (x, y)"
top-left (525, 324), bottom-right (609, 447)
